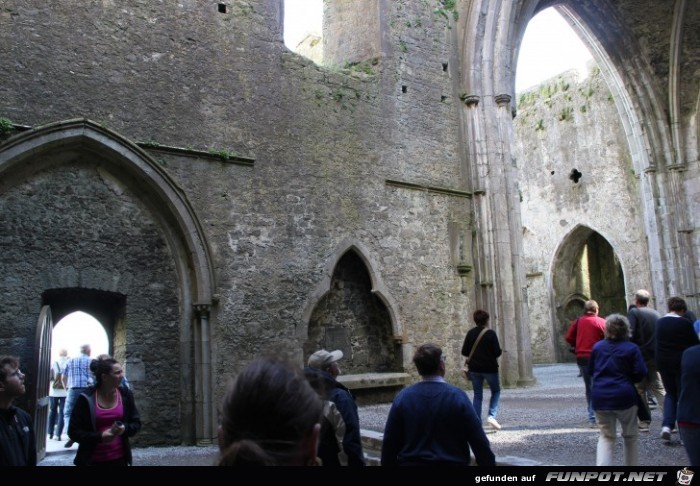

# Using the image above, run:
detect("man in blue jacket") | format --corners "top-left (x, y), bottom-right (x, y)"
top-left (306, 349), bottom-right (365, 466)
top-left (381, 343), bottom-right (495, 466)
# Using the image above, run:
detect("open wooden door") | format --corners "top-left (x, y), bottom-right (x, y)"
top-left (31, 305), bottom-right (52, 462)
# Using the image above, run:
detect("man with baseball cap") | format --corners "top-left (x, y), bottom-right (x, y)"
top-left (306, 349), bottom-right (365, 466)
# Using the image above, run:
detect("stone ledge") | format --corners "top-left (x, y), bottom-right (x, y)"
top-left (338, 372), bottom-right (412, 406)
top-left (337, 372), bottom-right (412, 390)
top-left (360, 429), bottom-right (549, 466)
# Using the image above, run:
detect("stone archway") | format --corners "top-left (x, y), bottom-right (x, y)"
top-left (0, 119), bottom-right (217, 444)
top-left (550, 225), bottom-right (626, 361)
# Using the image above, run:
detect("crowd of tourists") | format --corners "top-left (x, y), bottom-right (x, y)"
top-left (1, 290), bottom-right (698, 466)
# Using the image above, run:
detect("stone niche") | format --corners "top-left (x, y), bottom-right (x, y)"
top-left (305, 250), bottom-right (408, 402)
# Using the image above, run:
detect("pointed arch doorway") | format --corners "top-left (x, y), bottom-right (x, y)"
top-left (551, 226), bottom-right (627, 361)
top-left (30, 289), bottom-right (123, 460)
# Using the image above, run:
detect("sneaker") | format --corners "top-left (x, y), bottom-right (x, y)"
top-left (638, 422), bottom-right (650, 432)
top-left (64, 439), bottom-right (74, 448)
top-left (589, 422), bottom-right (598, 429)
top-left (487, 416), bottom-right (502, 430)
top-left (660, 426), bottom-right (671, 441)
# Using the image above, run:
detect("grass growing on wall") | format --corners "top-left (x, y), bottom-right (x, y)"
top-left (0, 117), bottom-right (13, 134)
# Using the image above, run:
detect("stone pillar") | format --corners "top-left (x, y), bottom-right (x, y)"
top-left (194, 304), bottom-right (216, 444)
top-left (494, 93), bottom-right (535, 387)
top-left (466, 89), bottom-right (534, 387)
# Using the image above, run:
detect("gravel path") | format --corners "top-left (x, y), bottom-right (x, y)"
top-left (359, 363), bottom-right (688, 466)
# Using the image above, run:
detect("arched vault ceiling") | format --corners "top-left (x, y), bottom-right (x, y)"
top-left (534, 0), bottom-right (700, 117)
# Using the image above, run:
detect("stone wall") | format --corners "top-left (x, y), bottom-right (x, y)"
top-left (1, 0), bottom-right (698, 445)
top-left (0, 159), bottom-right (180, 444)
top-left (514, 69), bottom-right (652, 363)
top-left (0, 0), bottom-right (474, 444)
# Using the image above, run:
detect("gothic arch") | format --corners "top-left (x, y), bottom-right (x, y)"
top-left (457, 0), bottom-right (688, 374)
top-left (0, 119), bottom-right (215, 304)
top-left (508, 1), bottom-right (680, 305)
top-left (549, 224), bottom-right (627, 361)
top-left (302, 239), bottom-right (402, 340)
top-left (0, 119), bottom-right (217, 443)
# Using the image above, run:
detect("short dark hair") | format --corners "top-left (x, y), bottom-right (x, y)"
top-left (0, 356), bottom-right (20, 382)
top-left (605, 314), bottom-right (631, 341)
top-left (667, 297), bottom-right (687, 313)
top-left (473, 310), bottom-right (490, 327)
top-left (412, 343), bottom-right (443, 376)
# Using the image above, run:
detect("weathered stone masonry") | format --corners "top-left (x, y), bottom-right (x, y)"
top-left (0, 1), bottom-right (698, 446)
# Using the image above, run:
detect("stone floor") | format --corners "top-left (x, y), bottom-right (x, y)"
top-left (38, 363), bottom-right (690, 466)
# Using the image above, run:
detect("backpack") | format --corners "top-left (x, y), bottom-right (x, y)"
top-left (52, 362), bottom-right (65, 390)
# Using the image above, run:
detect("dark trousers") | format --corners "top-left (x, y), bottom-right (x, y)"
top-left (577, 358), bottom-right (595, 423)
top-left (658, 369), bottom-right (681, 429)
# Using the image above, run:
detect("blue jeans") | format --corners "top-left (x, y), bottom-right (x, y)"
top-left (469, 372), bottom-right (501, 421)
top-left (680, 427), bottom-right (700, 466)
top-left (64, 387), bottom-right (87, 432)
top-left (48, 396), bottom-right (65, 437)
top-left (658, 369), bottom-right (680, 429)
top-left (578, 363), bottom-right (595, 423)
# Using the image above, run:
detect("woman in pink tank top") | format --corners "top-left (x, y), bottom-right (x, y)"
top-left (67, 357), bottom-right (141, 466)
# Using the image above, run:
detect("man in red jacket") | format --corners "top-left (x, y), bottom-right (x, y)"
top-left (566, 300), bottom-right (607, 427)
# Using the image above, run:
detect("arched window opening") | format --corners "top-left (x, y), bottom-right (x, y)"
top-left (516, 7), bottom-right (593, 93)
top-left (52, 311), bottom-right (109, 362)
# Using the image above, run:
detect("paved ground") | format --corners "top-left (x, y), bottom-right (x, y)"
top-left (360, 363), bottom-right (689, 466)
top-left (39, 363), bottom-right (690, 466)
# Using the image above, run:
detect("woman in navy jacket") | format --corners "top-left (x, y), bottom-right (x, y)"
top-left (589, 314), bottom-right (647, 466)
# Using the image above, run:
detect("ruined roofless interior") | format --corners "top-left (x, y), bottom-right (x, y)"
top-left (0, 0), bottom-right (698, 446)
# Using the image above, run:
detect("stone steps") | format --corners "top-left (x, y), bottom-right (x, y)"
top-left (359, 428), bottom-right (544, 466)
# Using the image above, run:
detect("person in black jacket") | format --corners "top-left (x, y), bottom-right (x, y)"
top-left (68, 357), bottom-right (141, 466)
top-left (0, 356), bottom-right (36, 466)
top-left (462, 309), bottom-right (503, 430)
top-left (655, 297), bottom-right (699, 442)
top-left (306, 349), bottom-right (365, 466)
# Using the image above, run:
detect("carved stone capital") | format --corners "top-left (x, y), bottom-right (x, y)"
top-left (495, 94), bottom-right (511, 106)
top-left (460, 94), bottom-right (480, 106)
top-left (456, 264), bottom-right (472, 276)
top-left (194, 304), bottom-right (210, 318)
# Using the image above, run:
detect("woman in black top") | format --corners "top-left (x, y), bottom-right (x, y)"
top-left (461, 309), bottom-right (503, 430)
